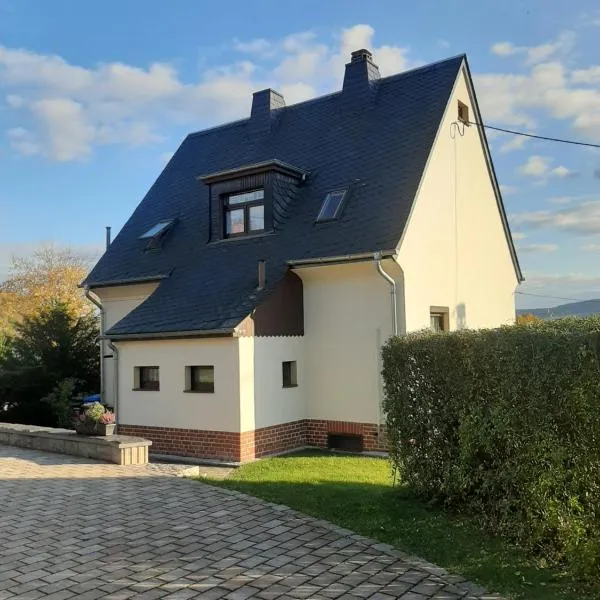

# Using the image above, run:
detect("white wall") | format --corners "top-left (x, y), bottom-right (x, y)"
top-left (248, 336), bottom-right (305, 430)
top-left (92, 282), bottom-right (160, 407)
top-left (298, 261), bottom-right (402, 425)
top-left (116, 337), bottom-right (240, 431)
top-left (396, 65), bottom-right (518, 331)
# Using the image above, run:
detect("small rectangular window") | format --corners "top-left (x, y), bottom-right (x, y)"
top-left (430, 307), bottom-right (449, 332)
top-left (135, 366), bottom-right (160, 391)
top-left (186, 365), bottom-right (215, 393)
top-left (316, 190), bottom-right (346, 222)
top-left (282, 361), bottom-right (298, 388)
top-left (457, 100), bottom-right (470, 125)
top-left (224, 189), bottom-right (265, 237)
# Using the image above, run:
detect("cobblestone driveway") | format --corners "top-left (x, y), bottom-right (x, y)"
top-left (0, 446), bottom-right (502, 600)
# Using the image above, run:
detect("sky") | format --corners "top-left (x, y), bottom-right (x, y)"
top-left (1, 1), bottom-right (600, 309)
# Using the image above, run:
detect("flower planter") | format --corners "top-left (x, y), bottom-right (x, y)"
top-left (75, 422), bottom-right (116, 436)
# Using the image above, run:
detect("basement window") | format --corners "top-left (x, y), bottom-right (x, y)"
top-left (185, 365), bottom-right (215, 393)
top-left (316, 190), bottom-right (346, 222)
top-left (134, 366), bottom-right (160, 391)
top-left (224, 189), bottom-right (265, 237)
top-left (282, 361), bottom-right (298, 388)
top-left (457, 100), bottom-right (470, 125)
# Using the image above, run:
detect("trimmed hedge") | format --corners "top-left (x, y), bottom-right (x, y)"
top-left (382, 318), bottom-right (600, 578)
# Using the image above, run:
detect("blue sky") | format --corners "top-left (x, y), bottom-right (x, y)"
top-left (1, 0), bottom-right (600, 308)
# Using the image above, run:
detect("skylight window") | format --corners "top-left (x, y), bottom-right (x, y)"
top-left (140, 220), bottom-right (173, 239)
top-left (316, 190), bottom-right (347, 222)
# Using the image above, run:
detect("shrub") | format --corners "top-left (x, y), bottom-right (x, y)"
top-left (0, 302), bottom-right (99, 426)
top-left (42, 378), bottom-right (78, 428)
top-left (382, 318), bottom-right (600, 579)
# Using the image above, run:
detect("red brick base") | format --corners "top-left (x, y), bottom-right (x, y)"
top-left (118, 419), bottom-right (386, 463)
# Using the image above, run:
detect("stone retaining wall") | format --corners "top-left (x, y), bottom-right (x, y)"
top-left (0, 423), bottom-right (151, 465)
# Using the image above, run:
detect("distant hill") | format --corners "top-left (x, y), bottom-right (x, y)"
top-left (517, 299), bottom-right (600, 319)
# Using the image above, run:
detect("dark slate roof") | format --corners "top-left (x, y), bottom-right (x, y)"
top-left (85, 55), bottom-right (471, 336)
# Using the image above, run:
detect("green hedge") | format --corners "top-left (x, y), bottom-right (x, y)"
top-left (382, 318), bottom-right (600, 578)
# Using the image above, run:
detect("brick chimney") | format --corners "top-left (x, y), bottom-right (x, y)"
top-left (342, 49), bottom-right (380, 102)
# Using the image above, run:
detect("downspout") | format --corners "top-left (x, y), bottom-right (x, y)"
top-left (374, 252), bottom-right (398, 336)
top-left (84, 287), bottom-right (104, 404)
top-left (374, 252), bottom-right (399, 443)
top-left (107, 341), bottom-right (119, 425)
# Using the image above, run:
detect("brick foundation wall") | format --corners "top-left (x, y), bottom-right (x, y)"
top-left (119, 419), bottom-right (387, 463)
top-left (117, 425), bottom-right (241, 462)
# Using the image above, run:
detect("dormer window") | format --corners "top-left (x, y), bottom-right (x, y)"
top-left (224, 189), bottom-right (265, 237)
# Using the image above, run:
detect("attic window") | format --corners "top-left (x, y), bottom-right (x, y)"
top-left (224, 189), bottom-right (265, 237)
top-left (316, 190), bottom-right (346, 222)
top-left (457, 100), bottom-right (470, 125)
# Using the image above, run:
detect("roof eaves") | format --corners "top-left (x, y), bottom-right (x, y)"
top-left (81, 273), bottom-right (170, 289)
top-left (102, 328), bottom-right (234, 341)
top-left (288, 250), bottom-right (397, 269)
top-left (199, 159), bottom-right (308, 184)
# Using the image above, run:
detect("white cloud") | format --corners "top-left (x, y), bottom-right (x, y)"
top-left (491, 42), bottom-right (517, 57)
top-left (512, 200), bottom-right (600, 235)
top-left (499, 135), bottom-right (528, 153)
top-left (582, 243), bottom-right (600, 251)
top-left (7, 126), bottom-right (39, 155)
top-left (518, 155), bottom-right (551, 177)
top-left (512, 231), bottom-right (526, 240)
top-left (517, 155), bottom-right (576, 180)
top-left (233, 38), bottom-right (272, 55)
top-left (1, 25), bottom-right (411, 161)
top-left (490, 31), bottom-right (575, 65)
top-left (516, 243), bottom-right (558, 253)
top-left (477, 34), bottom-right (600, 143)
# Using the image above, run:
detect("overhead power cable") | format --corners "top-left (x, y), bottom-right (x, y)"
top-left (515, 291), bottom-right (587, 303)
top-left (468, 121), bottom-right (600, 150)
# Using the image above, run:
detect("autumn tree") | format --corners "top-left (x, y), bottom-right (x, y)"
top-left (0, 245), bottom-right (98, 336)
top-left (516, 313), bottom-right (543, 325)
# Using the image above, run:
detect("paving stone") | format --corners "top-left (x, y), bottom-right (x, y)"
top-left (0, 446), bottom-right (503, 600)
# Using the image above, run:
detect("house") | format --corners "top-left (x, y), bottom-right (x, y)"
top-left (83, 49), bottom-right (522, 463)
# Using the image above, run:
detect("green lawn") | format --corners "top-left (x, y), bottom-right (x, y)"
top-left (202, 450), bottom-right (595, 600)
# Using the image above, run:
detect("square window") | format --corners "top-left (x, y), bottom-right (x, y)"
top-left (136, 366), bottom-right (159, 391)
top-left (186, 365), bottom-right (215, 393)
top-left (282, 361), bottom-right (298, 388)
top-left (316, 190), bottom-right (346, 222)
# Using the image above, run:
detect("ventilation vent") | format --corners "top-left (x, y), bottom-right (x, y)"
top-left (327, 433), bottom-right (363, 452)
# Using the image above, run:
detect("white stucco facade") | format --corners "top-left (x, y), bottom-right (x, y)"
top-left (92, 282), bottom-right (159, 408)
top-left (297, 261), bottom-right (402, 426)
top-left (239, 336), bottom-right (305, 432)
top-left (117, 337), bottom-right (241, 431)
top-left (396, 66), bottom-right (518, 331)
